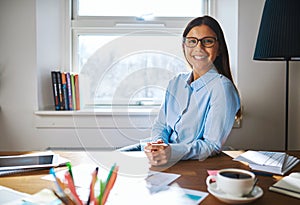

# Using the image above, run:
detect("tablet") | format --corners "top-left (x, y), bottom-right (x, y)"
top-left (0, 153), bottom-right (59, 171)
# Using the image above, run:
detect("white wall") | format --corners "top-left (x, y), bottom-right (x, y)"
top-left (36, 0), bottom-right (67, 111)
top-left (0, 0), bottom-right (300, 151)
top-left (0, 0), bottom-right (38, 150)
top-left (224, 0), bottom-right (300, 150)
top-left (224, 0), bottom-right (286, 150)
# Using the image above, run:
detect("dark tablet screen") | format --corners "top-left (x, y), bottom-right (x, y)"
top-left (0, 155), bottom-right (53, 167)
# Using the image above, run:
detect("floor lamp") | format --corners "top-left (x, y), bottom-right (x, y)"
top-left (253, 0), bottom-right (300, 150)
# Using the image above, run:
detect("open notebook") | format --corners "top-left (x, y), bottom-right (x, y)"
top-left (269, 172), bottom-right (300, 199)
top-left (233, 150), bottom-right (299, 175)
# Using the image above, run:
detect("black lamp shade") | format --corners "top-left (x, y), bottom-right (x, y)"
top-left (253, 0), bottom-right (300, 61)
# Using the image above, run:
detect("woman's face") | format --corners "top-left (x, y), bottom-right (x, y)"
top-left (184, 25), bottom-right (219, 79)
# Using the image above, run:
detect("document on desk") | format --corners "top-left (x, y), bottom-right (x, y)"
top-left (42, 164), bottom-right (207, 204)
top-left (0, 186), bottom-right (64, 205)
top-left (0, 185), bottom-right (30, 205)
top-left (108, 182), bottom-right (208, 205)
top-left (146, 171), bottom-right (180, 186)
top-left (42, 164), bottom-right (180, 190)
top-left (233, 150), bottom-right (299, 175)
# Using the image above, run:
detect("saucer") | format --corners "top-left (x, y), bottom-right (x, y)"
top-left (207, 182), bottom-right (263, 204)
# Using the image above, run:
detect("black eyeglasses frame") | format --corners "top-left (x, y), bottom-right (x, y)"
top-left (183, 36), bottom-right (218, 48)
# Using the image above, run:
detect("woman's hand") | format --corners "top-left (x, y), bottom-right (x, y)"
top-left (144, 139), bottom-right (171, 166)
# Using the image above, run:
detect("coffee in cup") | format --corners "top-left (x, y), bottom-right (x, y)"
top-left (206, 168), bottom-right (256, 197)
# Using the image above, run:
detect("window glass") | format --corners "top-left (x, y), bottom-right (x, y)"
top-left (78, 0), bottom-right (205, 18)
top-left (73, 0), bottom-right (209, 108)
top-left (78, 33), bottom-right (188, 106)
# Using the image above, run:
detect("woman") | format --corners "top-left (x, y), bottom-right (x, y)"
top-left (144, 15), bottom-right (241, 166)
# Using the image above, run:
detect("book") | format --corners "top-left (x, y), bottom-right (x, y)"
top-left (74, 74), bottom-right (80, 110)
top-left (66, 72), bottom-right (73, 110)
top-left (61, 72), bottom-right (69, 110)
top-left (56, 71), bottom-right (64, 110)
top-left (71, 74), bottom-right (77, 110)
top-left (233, 150), bottom-right (299, 175)
top-left (51, 71), bottom-right (60, 110)
top-left (269, 172), bottom-right (300, 199)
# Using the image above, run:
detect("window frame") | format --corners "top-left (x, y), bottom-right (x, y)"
top-left (71, 0), bottom-right (211, 72)
top-left (70, 0), bottom-right (211, 108)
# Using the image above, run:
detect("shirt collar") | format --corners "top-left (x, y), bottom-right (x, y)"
top-left (185, 67), bottom-right (220, 91)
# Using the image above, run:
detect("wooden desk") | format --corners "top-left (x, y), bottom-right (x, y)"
top-left (163, 151), bottom-right (300, 205)
top-left (0, 151), bottom-right (300, 204)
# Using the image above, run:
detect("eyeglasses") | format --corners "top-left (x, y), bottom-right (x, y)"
top-left (183, 36), bottom-right (218, 48)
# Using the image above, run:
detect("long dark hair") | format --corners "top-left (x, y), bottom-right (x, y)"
top-left (183, 16), bottom-right (242, 119)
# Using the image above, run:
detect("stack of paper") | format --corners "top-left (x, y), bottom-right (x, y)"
top-left (233, 150), bottom-right (299, 175)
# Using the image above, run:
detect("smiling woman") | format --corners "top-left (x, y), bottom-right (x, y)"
top-left (118, 16), bottom-right (241, 168)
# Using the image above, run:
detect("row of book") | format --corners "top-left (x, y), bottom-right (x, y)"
top-left (51, 71), bottom-right (80, 110)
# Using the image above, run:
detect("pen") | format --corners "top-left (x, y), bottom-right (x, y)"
top-left (105, 163), bottom-right (116, 184)
top-left (150, 142), bottom-right (168, 147)
top-left (98, 179), bottom-right (106, 205)
top-left (52, 189), bottom-right (70, 205)
top-left (65, 171), bottom-right (83, 205)
top-left (66, 162), bottom-right (74, 182)
top-left (87, 167), bottom-right (99, 205)
top-left (147, 142), bottom-right (168, 152)
top-left (102, 165), bottom-right (119, 205)
top-left (52, 189), bottom-right (76, 205)
top-left (50, 168), bottom-right (79, 205)
top-left (49, 168), bottom-right (65, 194)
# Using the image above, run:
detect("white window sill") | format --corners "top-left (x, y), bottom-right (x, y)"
top-left (34, 107), bottom-right (241, 128)
top-left (34, 107), bottom-right (159, 128)
top-left (35, 107), bottom-right (160, 116)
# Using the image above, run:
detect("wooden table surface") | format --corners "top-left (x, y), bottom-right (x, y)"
top-left (164, 151), bottom-right (300, 205)
top-left (0, 151), bottom-right (300, 204)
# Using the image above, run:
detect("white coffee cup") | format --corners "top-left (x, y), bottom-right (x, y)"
top-left (206, 168), bottom-right (256, 197)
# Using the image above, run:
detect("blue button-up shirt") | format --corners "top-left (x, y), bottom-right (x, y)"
top-left (151, 67), bottom-right (240, 161)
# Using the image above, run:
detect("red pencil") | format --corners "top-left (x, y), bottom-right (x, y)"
top-left (101, 166), bottom-right (119, 205)
top-left (64, 171), bottom-right (83, 205)
top-left (87, 167), bottom-right (99, 204)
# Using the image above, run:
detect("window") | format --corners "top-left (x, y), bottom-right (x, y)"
top-left (72, 0), bottom-right (210, 108)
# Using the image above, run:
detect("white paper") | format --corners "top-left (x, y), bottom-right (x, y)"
top-left (0, 185), bottom-right (30, 205)
top-left (233, 150), bottom-right (299, 175)
top-left (22, 188), bottom-right (61, 205)
top-left (43, 164), bottom-right (184, 204)
top-left (234, 151), bottom-right (286, 167)
top-left (43, 164), bottom-right (180, 190)
top-left (107, 183), bottom-right (208, 205)
top-left (269, 172), bottom-right (300, 198)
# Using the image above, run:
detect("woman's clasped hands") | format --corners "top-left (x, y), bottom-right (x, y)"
top-left (144, 139), bottom-right (171, 166)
